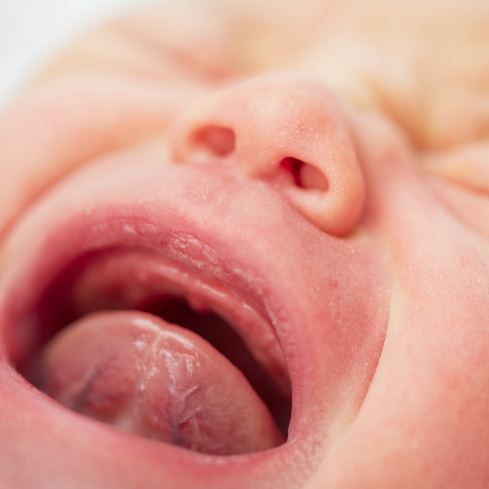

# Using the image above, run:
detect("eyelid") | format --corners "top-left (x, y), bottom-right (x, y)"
top-left (424, 142), bottom-right (489, 196)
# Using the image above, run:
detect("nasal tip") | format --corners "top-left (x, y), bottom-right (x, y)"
top-left (171, 73), bottom-right (366, 236)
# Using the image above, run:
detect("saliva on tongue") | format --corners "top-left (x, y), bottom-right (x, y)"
top-left (39, 311), bottom-right (284, 455)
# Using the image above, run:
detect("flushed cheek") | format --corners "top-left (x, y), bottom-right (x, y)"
top-left (317, 285), bottom-right (489, 487)
top-left (306, 148), bottom-right (489, 488)
top-left (0, 75), bottom-right (207, 238)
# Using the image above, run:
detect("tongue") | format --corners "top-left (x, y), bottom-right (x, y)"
top-left (39, 311), bottom-right (284, 455)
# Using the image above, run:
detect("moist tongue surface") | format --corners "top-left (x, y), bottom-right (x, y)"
top-left (39, 311), bottom-right (284, 455)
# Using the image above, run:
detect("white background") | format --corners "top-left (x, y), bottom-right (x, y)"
top-left (0, 0), bottom-right (160, 107)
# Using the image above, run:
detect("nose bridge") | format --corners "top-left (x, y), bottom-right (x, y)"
top-left (171, 74), bottom-right (366, 237)
top-left (222, 77), bottom-right (349, 174)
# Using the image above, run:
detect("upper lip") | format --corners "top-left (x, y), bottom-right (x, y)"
top-left (0, 146), bottom-right (387, 485)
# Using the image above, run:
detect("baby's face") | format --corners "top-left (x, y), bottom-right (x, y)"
top-left (1, 2), bottom-right (489, 488)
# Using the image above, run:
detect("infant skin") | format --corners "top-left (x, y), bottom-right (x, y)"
top-left (0, 1), bottom-right (489, 488)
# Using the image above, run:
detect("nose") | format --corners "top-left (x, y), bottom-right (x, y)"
top-left (170, 74), bottom-right (365, 236)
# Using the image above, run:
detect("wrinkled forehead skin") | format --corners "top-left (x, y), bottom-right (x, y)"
top-left (1, 1), bottom-right (489, 488)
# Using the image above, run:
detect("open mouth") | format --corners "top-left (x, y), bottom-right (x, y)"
top-left (0, 153), bottom-right (387, 487)
top-left (0, 156), bottom-right (303, 458)
top-left (15, 244), bottom-right (292, 455)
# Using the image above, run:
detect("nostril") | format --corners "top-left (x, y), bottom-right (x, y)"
top-left (280, 158), bottom-right (304, 188)
top-left (280, 157), bottom-right (328, 191)
top-left (191, 125), bottom-right (236, 158)
top-left (299, 164), bottom-right (328, 191)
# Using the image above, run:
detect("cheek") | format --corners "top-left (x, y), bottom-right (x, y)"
top-left (0, 76), bottom-right (205, 237)
top-left (306, 127), bottom-right (489, 488)
top-left (0, 4), bottom-right (236, 240)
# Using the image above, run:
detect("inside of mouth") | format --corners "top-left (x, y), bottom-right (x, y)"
top-left (15, 248), bottom-right (292, 456)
